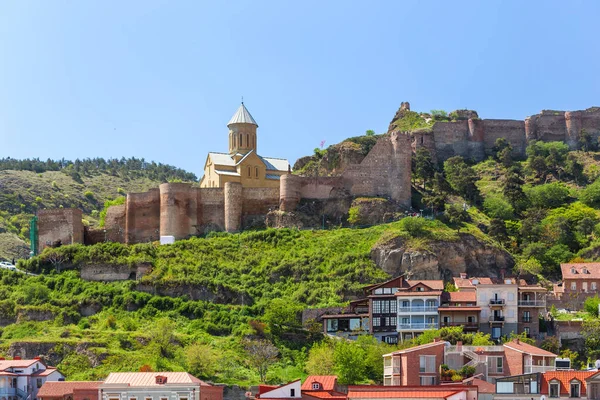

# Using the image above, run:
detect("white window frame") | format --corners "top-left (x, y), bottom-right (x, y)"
top-left (549, 382), bottom-right (559, 398)
top-left (571, 282), bottom-right (577, 291)
top-left (419, 376), bottom-right (436, 386)
top-left (592, 282), bottom-right (597, 291)
top-left (312, 383), bottom-right (320, 390)
top-left (570, 381), bottom-right (581, 398)
top-left (419, 355), bottom-right (436, 373)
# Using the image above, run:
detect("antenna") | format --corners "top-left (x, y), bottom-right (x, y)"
top-left (241, 95), bottom-right (244, 104)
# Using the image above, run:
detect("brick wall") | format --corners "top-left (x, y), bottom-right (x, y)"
top-left (201, 385), bottom-right (224, 400)
top-left (125, 189), bottom-right (160, 244)
top-left (481, 119), bottom-right (527, 158)
top-left (38, 208), bottom-right (84, 251)
top-left (197, 188), bottom-right (225, 233)
top-left (159, 183), bottom-right (199, 239)
top-left (503, 345), bottom-right (524, 376)
top-left (400, 342), bottom-right (445, 386)
top-left (104, 204), bottom-right (126, 242)
top-left (74, 388), bottom-right (99, 400)
top-left (241, 187), bottom-right (280, 228)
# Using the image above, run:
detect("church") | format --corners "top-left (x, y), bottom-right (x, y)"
top-left (200, 103), bottom-right (290, 188)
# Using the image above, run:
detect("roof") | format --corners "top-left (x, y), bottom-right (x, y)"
top-left (208, 152), bottom-right (236, 166)
top-left (214, 170), bottom-right (241, 176)
top-left (561, 263), bottom-right (600, 280)
top-left (208, 152), bottom-right (289, 172)
top-left (0, 359), bottom-right (42, 369)
top-left (347, 390), bottom-right (461, 399)
top-left (260, 156), bottom-right (289, 172)
top-left (406, 280), bottom-right (444, 290)
top-left (470, 378), bottom-right (495, 394)
top-left (453, 277), bottom-right (493, 288)
top-left (259, 385), bottom-right (280, 395)
top-left (38, 381), bottom-right (101, 398)
top-left (541, 371), bottom-right (596, 395)
top-left (32, 367), bottom-right (58, 377)
top-left (103, 372), bottom-right (207, 386)
top-left (384, 341), bottom-right (447, 356)
top-left (395, 291), bottom-right (443, 297)
top-left (503, 339), bottom-right (557, 357)
top-left (228, 103), bottom-right (258, 126)
top-left (320, 314), bottom-right (367, 319)
top-left (302, 392), bottom-right (346, 400)
top-left (448, 292), bottom-right (476, 302)
top-left (302, 376), bottom-right (337, 391)
top-left (438, 306), bottom-right (481, 312)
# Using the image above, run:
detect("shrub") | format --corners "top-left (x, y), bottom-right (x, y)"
top-left (117, 187), bottom-right (126, 195)
top-left (399, 216), bottom-right (428, 236)
top-left (525, 183), bottom-right (570, 209)
top-left (483, 195), bottom-right (514, 220)
top-left (584, 296), bottom-right (600, 317)
top-left (84, 191), bottom-right (94, 200)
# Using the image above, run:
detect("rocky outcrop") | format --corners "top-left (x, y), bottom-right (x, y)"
top-left (293, 141), bottom-right (368, 176)
top-left (370, 233), bottom-right (514, 281)
top-left (348, 197), bottom-right (406, 226)
top-left (80, 263), bottom-right (151, 281)
top-left (134, 282), bottom-right (251, 306)
top-left (7, 341), bottom-right (108, 367)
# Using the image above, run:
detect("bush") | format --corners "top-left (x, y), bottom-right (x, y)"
top-left (483, 195), bottom-right (514, 220)
top-left (398, 217), bottom-right (428, 236)
top-left (584, 296), bottom-right (600, 317)
top-left (525, 183), bottom-right (570, 209)
top-left (84, 191), bottom-right (94, 199)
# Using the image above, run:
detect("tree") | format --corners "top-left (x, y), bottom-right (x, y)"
top-left (565, 154), bottom-right (585, 183)
top-left (305, 341), bottom-right (335, 375)
top-left (365, 130), bottom-right (376, 137)
top-left (186, 344), bottom-right (217, 378)
top-left (503, 168), bottom-right (528, 213)
top-left (334, 339), bottom-right (366, 384)
top-left (414, 148), bottom-right (436, 189)
top-left (263, 298), bottom-right (303, 335)
top-left (584, 295), bottom-right (600, 317)
top-left (540, 336), bottom-right (560, 354)
top-left (443, 157), bottom-right (480, 204)
top-left (489, 218), bottom-right (509, 245)
top-left (525, 183), bottom-right (570, 209)
top-left (493, 138), bottom-right (513, 168)
top-left (445, 282), bottom-right (458, 292)
top-left (483, 196), bottom-right (514, 220)
top-left (579, 129), bottom-right (596, 152)
top-left (580, 179), bottom-right (600, 207)
top-left (148, 318), bottom-right (178, 358)
top-left (444, 204), bottom-right (468, 232)
top-left (423, 193), bottom-right (447, 214)
top-left (243, 338), bottom-right (279, 383)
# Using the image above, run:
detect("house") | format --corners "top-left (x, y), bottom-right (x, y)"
top-left (395, 280), bottom-right (444, 342)
top-left (383, 340), bottom-right (447, 386)
top-left (504, 338), bottom-right (557, 375)
top-left (493, 371), bottom-right (596, 400)
top-left (38, 381), bottom-right (100, 400)
top-left (321, 300), bottom-right (370, 340)
top-left (542, 371), bottom-right (595, 400)
top-left (255, 380), bottom-right (302, 400)
top-left (366, 277), bottom-right (404, 344)
top-left (560, 263), bottom-right (600, 294)
top-left (517, 281), bottom-right (547, 339)
top-left (347, 384), bottom-right (478, 400)
top-left (99, 372), bottom-right (223, 400)
top-left (439, 291), bottom-right (481, 332)
top-left (0, 357), bottom-right (64, 400)
top-left (301, 376), bottom-right (346, 400)
top-left (493, 372), bottom-right (542, 400)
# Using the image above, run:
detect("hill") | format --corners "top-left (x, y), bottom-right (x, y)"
top-left (0, 157), bottom-right (197, 260)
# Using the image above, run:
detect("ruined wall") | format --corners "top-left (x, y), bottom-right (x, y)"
top-left (241, 187), bottom-right (280, 228)
top-left (481, 119), bottom-right (527, 158)
top-left (431, 121), bottom-right (471, 161)
top-left (525, 110), bottom-right (567, 144)
top-left (197, 188), bottom-right (225, 233)
top-left (125, 189), bottom-right (160, 244)
top-left (343, 131), bottom-right (412, 207)
top-left (104, 204), bottom-right (126, 242)
top-left (159, 183), bottom-right (198, 239)
top-left (37, 208), bottom-right (84, 251)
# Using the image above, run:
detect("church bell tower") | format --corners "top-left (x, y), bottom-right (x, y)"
top-left (228, 103), bottom-right (258, 155)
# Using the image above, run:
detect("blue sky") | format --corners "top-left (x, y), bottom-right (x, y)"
top-left (1, 1), bottom-right (599, 179)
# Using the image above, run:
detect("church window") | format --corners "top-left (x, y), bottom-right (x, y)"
top-left (247, 166), bottom-right (251, 177)
top-left (255, 167), bottom-right (259, 178)
top-left (240, 134), bottom-right (243, 147)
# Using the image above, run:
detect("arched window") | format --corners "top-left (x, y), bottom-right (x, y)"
top-left (255, 167), bottom-right (259, 178)
top-left (246, 134), bottom-right (249, 149)
top-left (239, 134), bottom-right (243, 147)
top-left (247, 166), bottom-right (251, 177)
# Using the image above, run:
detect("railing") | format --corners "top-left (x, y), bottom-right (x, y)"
top-left (524, 365), bottom-right (556, 374)
top-left (398, 306), bottom-right (438, 313)
top-left (489, 316), bottom-right (505, 322)
top-left (440, 321), bottom-right (478, 327)
top-left (383, 366), bottom-right (401, 374)
top-left (398, 323), bottom-right (439, 330)
top-left (518, 300), bottom-right (546, 307)
top-left (446, 345), bottom-right (505, 353)
top-left (489, 299), bottom-right (506, 305)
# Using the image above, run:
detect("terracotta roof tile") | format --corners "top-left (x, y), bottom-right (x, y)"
top-left (302, 376), bottom-right (338, 391)
top-left (0, 359), bottom-right (43, 369)
top-left (302, 392), bottom-right (346, 400)
top-left (561, 263), bottom-right (600, 280)
top-left (406, 280), bottom-right (444, 290)
top-left (471, 378), bottom-right (495, 394)
top-left (38, 382), bottom-right (101, 398)
top-left (395, 291), bottom-right (442, 296)
top-left (347, 390), bottom-right (461, 399)
top-left (385, 341), bottom-right (447, 356)
top-left (448, 292), bottom-right (476, 302)
top-left (541, 371), bottom-right (596, 395)
top-left (503, 340), bottom-right (557, 357)
top-left (32, 367), bottom-right (58, 377)
top-left (103, 372), bottom-right (208, 386)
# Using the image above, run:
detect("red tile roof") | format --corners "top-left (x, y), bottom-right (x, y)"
top-left (302, 376), bottom-right (337, 391)
top-left (102, 372), bottom-right (208, 386)
top-left (406, 280), bottom-right (444, 290)
top-left (0, 359), bottom-right (43, 369)
top-left (302, 392), bottom-right (346, 400)
top-left (38, 381), bottom-right (101, 398)
top-left (395, 291), bottom-right (442, 296)
top-left (32, 367), bottom-right (58, 377)
top-left (471, 378), bottom-right (495, 394)
top-left (448, 292), bottom-right (476, 302)
top-left (503, 339), bottom-right (557, 357)
top-left (561, 263), bottom-right (600, 280)
top-left (453, 277), bottom-right (494, 288)
top-left (541, 371), bottom-right (596, 396)
top-left (347, 390), bottom-right (461, 399)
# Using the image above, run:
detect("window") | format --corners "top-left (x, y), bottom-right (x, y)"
top-left (402, 300), bottom-right (409, 308)
top-left (426, 299), bottom-right (436, 308)
top-left (419, 355), bottom-right (436, 373)
top-left (239, 134), bottom-right (243, 146)
top-left (255, 167), bottom-right (259, 178)
top-left (247, 166), bottom-right (251, 177)
top-left (571, 282), bottom-right (577, 291)
top-left (524, 327), bottom-right (530, 336)
top-left (374, 288), bottom-right (383, 294)
top-left (570, 381), bottom-right (580, 398)
top-left (385, 336), bottom-right (398, 344)
top-left (467, 316), bottom-right (475, 323)
top-left (593, 282), bottom-right (597, 291)
top-left (373, 317), bottom-right (380, 327)
top-left (523, 311), bottom-right (531, 322)
top-left (373, 301), bottom-right (381, 314)
top-left (487, 356), bottom-right (503, 374)
top-left (550, 382), bottom-right (559, 397)
top-left (389, 317), bottom-right (397, 326)
top-left (402, 317), bottom-right (409, 325)
top-left (416, 287), bottom-right (424, 292)
top-left (290, 389), bottom-right (295, 397)
top-left (130, 398), bottom-right (137, 400)
top-left (419, 376), bottom-right (436, 385)
top-left (583, 282), bottom-right (588, 292)
top-left (508, 292), bottom-right (514, 301)
top-left (390, 300), bottom-right (397, 313)
top-left (312, 383), bottom-right (320, 390)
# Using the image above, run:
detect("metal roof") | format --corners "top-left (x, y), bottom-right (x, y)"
top-left (260, 156), bottom-right (289, 171)
top-left (209, 152), bottom-right (289, 172)
top-left (228, 103), bottom-right (258, 126)
top-left (103, 372), bottom-right (208, 386)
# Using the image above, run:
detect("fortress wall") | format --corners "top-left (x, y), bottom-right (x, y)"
top-left (481, 119), bottom-right (527, 157)
top-left (526, 111), bottom-right (567, 144)
top-left (280, 174), bottom-right (302, 211)
top-left (38, 208), bottom-right (84, 251)
top-left (298, 176), bottom-right (345, 199)
top-left (197, 188), bottom-right (225, 233)
top-left (343, 132), bottom-right (412, 207)
top-left (125, 189), bottom-right (160, 244)
top-left (566, 108), bottom-right (600, 147)
top-left (432, 121), bottom-right (470, 161)
top-left (241, 187), bottom-right (280, 228)
top-left (104, 204), bottom-right (126, 242)
top-left (224, 182), bottom-right (243, 232)
top-left (411, 130), bottom-right (438, 163)
top-left (159, 183), bottom-right (198, 239)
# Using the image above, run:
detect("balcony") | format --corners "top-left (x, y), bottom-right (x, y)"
top-left (524, 365), bottom-right (556, 374)
top-left (489, 316), bottom-right (505, 323)
top-left (398, 306), bottom-right (438, 313)
top-left (489, 299), bottom-right (506, 306)
top-left (383, 366), bottom-right (401, 375)
top-left (518, 300), bottom-right (546, 307)
top-left (440, 321), bottom-right (478, 328)
top-left (398, 323), bottom-right (439, 330)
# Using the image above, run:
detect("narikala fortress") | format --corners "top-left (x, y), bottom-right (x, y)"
top-left (37, 102), bottom-right (600, 250)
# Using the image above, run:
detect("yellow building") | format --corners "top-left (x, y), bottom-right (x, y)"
top-left (200, 103), bottom-right (290, 188)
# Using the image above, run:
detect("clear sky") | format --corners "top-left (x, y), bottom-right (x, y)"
top-left (1, 1), bottom-right (599, 179)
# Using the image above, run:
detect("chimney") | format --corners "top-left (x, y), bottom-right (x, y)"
top-left (457, 341), bottom-right (463, 352)
top-left (515, 338), bottom-right (520, 344)
top-left (13, 356), bottom-right (21, 360)
top-left (460, 273), bottom-right (467, 279)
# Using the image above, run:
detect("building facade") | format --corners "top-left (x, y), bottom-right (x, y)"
top-left (38, 381), bottom-right (100, 400)
top-left (439, 291), bottom-right (480, 332)
top-left (0, 357), bottom-right (64, 400)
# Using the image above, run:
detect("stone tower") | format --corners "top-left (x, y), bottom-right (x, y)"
top-left (228, 103), bottom-right (258, 154)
